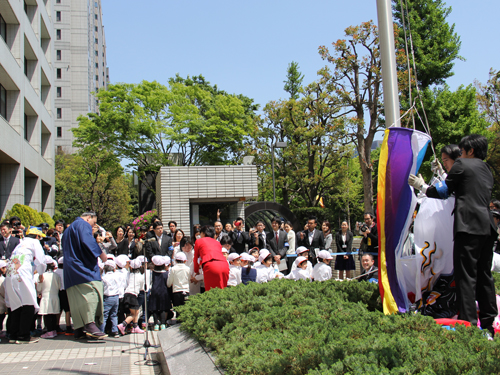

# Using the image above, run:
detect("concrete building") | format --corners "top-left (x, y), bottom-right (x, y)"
top-left (53, 0), bottom-right (108, 154)
top-left (0, 0), bottom-right (55, 217)
top-left (156, 166), bottom-right (259, 237)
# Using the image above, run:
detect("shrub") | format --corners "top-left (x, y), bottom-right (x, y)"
top-left (178, 279), bottom-right (500, 375)
top-left (494, 272), bottom-right (500, 295)
top-left (39, 211), bottom-right (55, 228)
top-left (3, 204), bottom-right (43, 228)
top-left (131, 209), bottom-right (157, 235)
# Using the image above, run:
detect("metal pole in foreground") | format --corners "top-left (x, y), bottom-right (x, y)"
top-left (376, 0), bottom-right (401, 128)
top-left (272, 145), bottom-right (276, 202)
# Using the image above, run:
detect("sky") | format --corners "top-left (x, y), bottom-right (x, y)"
top-left (101, 0), bottom-right (500, 141)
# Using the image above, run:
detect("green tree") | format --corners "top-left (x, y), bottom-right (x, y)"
top-left (393, 0), bottom-right (462, 90)
top-left (318, 21), bottom-right (383, 213)
top-left (55, 150), bottom-right (131, 229)
top-left (283, 61), bottom-right (304, 100)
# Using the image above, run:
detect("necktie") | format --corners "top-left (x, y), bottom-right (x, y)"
top-left (275, 232), bottom-right (278, 245)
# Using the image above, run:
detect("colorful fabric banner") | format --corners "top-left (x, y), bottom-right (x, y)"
top-left (377, 127), bottom-right (430, 315)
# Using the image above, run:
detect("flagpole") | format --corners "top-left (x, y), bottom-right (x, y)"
top-left (376, 0), bottom-right (400, 128)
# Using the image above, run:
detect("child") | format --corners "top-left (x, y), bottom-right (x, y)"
top-left (38, 256), bottom-right (62, 339)
top-left (100, 260), bottom-right (120, 337)
top-left (227, 253), bottom-right (241, 286)
top-left (312, 250), bottom-right (333, 281)
top-left (117, 259), bottom-right (145, 335)
top-left (290, 246), bottom-right (313, 277)
top-left (149, 255), bottom-right (172, 331)
top-left (240, 253), bottom-right (257, 285)
top-left (248, 247), bottom-right (259, 264)
top-left (255, 250), bottom-right (276, 283)
top-left (286, 256), bottom-right (312, 281)
top-left (54, 257), bottom-right (73, 335)
top-left (115, 255), bottom-right (130, 325)
top-left (167, 252), bottom-right (190, 320)
top-left (0, 260), bottom-right (7, 336)
top-left (221, 248), bottom-right (229, 262)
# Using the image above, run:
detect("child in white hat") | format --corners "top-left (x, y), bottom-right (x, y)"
top-left (149, 255), bottom-right (172, 331)
top-left (0, 260), bottom-right (7, 336)
top-left (227, 253), bottom-right (242, 286)
top-left (100, 260), bottom-right (120, 337)
top-left (37, 256), bottom-right (62, 339)
top-left (313, 250), bottom-right (333, 281)
top-left (114, 255), bottom-right (130, 327)
top-left (290, 247), bottom-right (313, 277)
top-left (117, 259), bottom-right (145, 335)
top-left (255, 250), bottom-right (276, 284)
top-left (286, 256), bottom-right (312, 281)
top-left (167, 252), bottom-right (190, 320)
top-left (240, 253), bottom-right (257, 285)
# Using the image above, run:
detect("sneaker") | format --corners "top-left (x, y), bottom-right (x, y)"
top-left (117, 323), bottom-right (126, 336)
top-left (110, 332), bottom-right (120, 338)
top-left (160, 324), bottom-right (166, 330)
top-left (74, 328), bottom-right (86, 340)
top-left (65, 327), bottom-right (74, 336)
top-left (131, 326), bottom-right (144, 334)
top-left (56, 326), bottom-right (64, 335)
top-left (153, 325), bottom-right (159, 331)
top-left (83, 323), bottom-right (107, 339)
top-left (41, 331), bottom-right (57, 339)
top-left (16, 337), bottom-right (40, 344)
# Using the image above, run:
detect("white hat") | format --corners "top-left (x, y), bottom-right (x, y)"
top-left (130, 259), bottom-right (142, 269)
top-left (0, 260), bottom-right (7, 268)
top-left (296, 246), bottom-right (309, 255)
top-left (136, 255), bottom-right (146, 263)
top-left (107, 254), bottom-right (115, 260)
top-left (221, 248), bottom-right (229, 253)
top-left (152, 255), bottom-right (165, 266)
top-left (104, 260), bottom-right (116, 269)
top-left (57, 257), bottom-right (64, 264)
top-left (294, 256), bottom-right (307, 267)
top-left (227, 253), bottom-right (241, 262)
top-left (45, 255), bottom-right (55, 265)
top-left (318, 250), bottom-right (333, 260)
top-left (98, 258), bottom-right (104, 270)
top-left (258, 249), bottom-right (271, 263)
top-left (163, 256), bottom-right (171, 266)
top-left (175, 252), bottom-right (187, 262)
top-left (240, 253), bottom-right (254, 262)
top-left (115, 255), bottom-right (129, 268)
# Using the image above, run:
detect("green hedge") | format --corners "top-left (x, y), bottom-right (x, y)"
top-left (2, 204), bottom-right (52, 228)
top-left (178, 279), bottom-right (500, 375)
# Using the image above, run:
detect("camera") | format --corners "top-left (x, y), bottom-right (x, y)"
top-left (357, 222), bottom-right (368, 233)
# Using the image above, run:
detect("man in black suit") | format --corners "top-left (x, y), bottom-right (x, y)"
top-left (358, 212), bottom-right (378, 261)
top-left (358, 254), bottom-right (378, 282)
top-left (267, 217), bottom-right (288, 271)
top-left (297, 216), bottom-right (324, 265)
top-left (250, 220), bottom-right (268, 250)
top-left (229, 217), bottom-right (250, 254)
top-left (409, 134), bottom-right (498, 335)
top-left (144, 221), bottom-right (173, 259)
top-left (0, 221), bottom-right (20, 259)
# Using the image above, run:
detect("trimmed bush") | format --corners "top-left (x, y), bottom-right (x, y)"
top-left (39, 211), bottom-right (55, 228)
top-left (178, 279), bottom-right (500, 375)
top-left (3, 204), bottom-right (43, 227)
top-left (132, 209), bottom-right (157, 235)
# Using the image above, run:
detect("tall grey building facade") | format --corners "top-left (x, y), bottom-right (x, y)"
top-left (53, 0), bottom-right (108, 154)
top-left (0, 0), bottom-right (56, 217)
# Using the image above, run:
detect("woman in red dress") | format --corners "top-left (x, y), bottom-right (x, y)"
top-left (193, 226), bottom-right (229, 291)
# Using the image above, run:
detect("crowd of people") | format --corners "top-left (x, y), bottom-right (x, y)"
top-left (0, 211), bottom-right (378, 343)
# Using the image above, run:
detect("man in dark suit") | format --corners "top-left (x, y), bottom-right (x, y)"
top-left (250, 220), bottom-right (268, 250)
top-left (144, 221), bottom-right (173, 259)
top-left (409, 134), bottom-right (498, 335)
top-left (358, 212), bottom-right (378, 261)
top-left (358, 254), bottom-right (378, 282)
top-left (297, 216), bottom-right (324, 265)
top-left (0, 221), bottom-right (20, 259)
top-left (229, 217), bottom-right (250, 254)
top-left (267, 217), bottom-right (288, 271)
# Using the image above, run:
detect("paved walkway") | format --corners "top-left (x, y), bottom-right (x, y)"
top-left (0, 329), bottom-right (164, 375)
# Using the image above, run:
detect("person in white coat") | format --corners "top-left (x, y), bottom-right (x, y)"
top-left (4, 227), bottom-right (47, 343)
top-left (255, 250), bottom-right (276, 283)
top-left (312, 250), bottom-right (333, 281)
top-left (38, 256), bottom-right (62, 339)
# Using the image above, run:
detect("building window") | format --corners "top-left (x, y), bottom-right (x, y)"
top-left (57, 108), bottom-right (62, 119)
top-left (95, 75), bottom-right (98, 81)
top-left (95, 1), bottom-right (98, 7)
top-left (56, 0), bottom-right (61, 3)
top-left (24, 57), bottom-right (28, 76)
top-left (56, 68), bottom-right (61, 79)
top-left (94, 50), bottom-right (98, 56)
top-left (56, 11), bottom-right (61, 22)
top-left (24, 1), bottom-right (28, 14)
top-left (0, 84), bottom-right (6, 119)
top-left (95, 63), bottom-right (98, 68)
top-left (0, 14), bottom-right (6, 43)
top-left (57, 127), bottom-right (62, 138)
top-left (56, 50), bottom-right (61, 60)
top-left (56, 87), bottom-right (62, 98)
top-left (95, 14), bottom-right (98, 20)
top-left (95, 26), bottom-right (98, 32)
top-left (95, 38), bottom-right (98, 44)
top-left (56, 29), bottom-right (61, 40)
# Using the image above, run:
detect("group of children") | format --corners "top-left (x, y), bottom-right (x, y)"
top-left (225, 245), bottom-right (335, 285)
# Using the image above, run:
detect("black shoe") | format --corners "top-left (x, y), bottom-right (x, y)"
top-left (83, 323), bottom-right (107, 339)
top-left (110, 332), bottom-right (120, 338)
top-left (74, 328), bottom-right (86, 340)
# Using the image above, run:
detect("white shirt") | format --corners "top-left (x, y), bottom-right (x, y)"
top-left (116, 268), bottom-right (129, 298)
top-left (308, 229), bottom-right (315, 245)
top-left (167, 263), bottom-right (190, 293)
top-left (286, 268), bottom-right (311, 281)
top-left (102, 271), bottom-right (120, 296)
top-left (255, 264), bottom-right (275, 283)
top-left (55, 268), bottom-right (65, 290)
top-left (290, 260), bottom-right (313, 277)
top-left (228, 265), bottom-right (241, 286)
top-left (312, 262), bottom-right (332, 281)
top-left (124, 271), bottom-right (145, 296)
